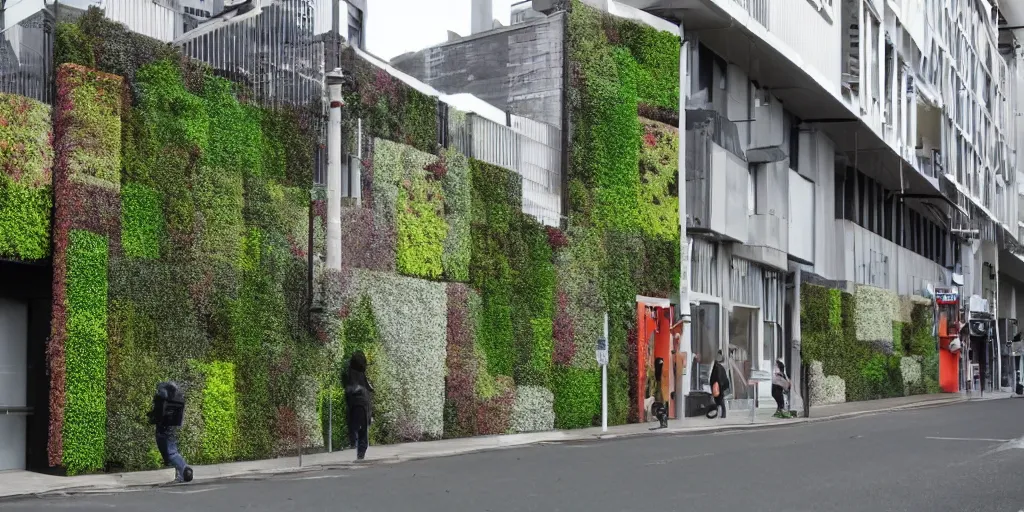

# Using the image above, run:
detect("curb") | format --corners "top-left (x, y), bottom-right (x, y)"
top-left (589, 396), bottom-right (967, 441)
top-left (0, 396), bottom-right (968, 502)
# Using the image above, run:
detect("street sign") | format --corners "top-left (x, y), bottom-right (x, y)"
top-left (749, 369), bottom-right (771, 382)
top-left (596, 337), bottom-right (608, 366)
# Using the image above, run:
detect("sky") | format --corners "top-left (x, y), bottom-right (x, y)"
top-left (3, 0), bottom-right (515, 62)
top-left (366, 0), bottom-right (514, 61)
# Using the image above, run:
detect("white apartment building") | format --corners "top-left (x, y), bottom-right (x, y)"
top-left (610, 0), bottom-right (1024, 392)
top-left (392, 0), bottom-right (1024, 397)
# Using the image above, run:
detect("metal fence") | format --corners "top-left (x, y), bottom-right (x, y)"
top-left (176, 0), bottom-right (325, 110)
top-left (448, 111), bottom-right (562, 227)
top-left (0, 4), bottom-right (54, 104)
top-left (104, 0), bottom-right (178, 42)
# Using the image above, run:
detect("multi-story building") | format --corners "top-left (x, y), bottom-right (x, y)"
top-left (394, 0), bottom-right (1024, 403)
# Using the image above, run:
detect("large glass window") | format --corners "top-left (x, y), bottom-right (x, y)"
top-left (690, 303), bottom-right (720, 393)
top-left (727, 307), bottom-right (757, 403)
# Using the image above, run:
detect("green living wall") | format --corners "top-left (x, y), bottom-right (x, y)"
top-left (41, 3), bottom-right (687, 474)
top-left (0, 93), bottom-right (54, 261)
top-left (801, 283), bottom-right (939, 405)
top-left (563, 0), bottom-right (681, 426)
top-left (49, 9), bottom-right (323, 474)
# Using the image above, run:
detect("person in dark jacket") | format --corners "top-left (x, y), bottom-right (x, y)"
top-left (343, 351), bottom-right (374, 461)
top-left (147, 382), bottom-right (193, 483)
top-left (708, 351), bottom-right (728, 419)
top-left (771, 359), bottom-right (792, 418)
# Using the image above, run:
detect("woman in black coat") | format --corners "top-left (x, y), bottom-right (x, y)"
top-left (343, 351), bottom-right (374, 461)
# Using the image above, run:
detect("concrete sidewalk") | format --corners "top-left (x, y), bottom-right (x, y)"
top-left (0, 392), bottom-right (970, 501)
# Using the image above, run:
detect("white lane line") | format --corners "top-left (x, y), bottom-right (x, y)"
top-left (925, 436), bottom-right (1010, 442)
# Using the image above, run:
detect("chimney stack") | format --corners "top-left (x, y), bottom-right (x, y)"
top-left (471, 0), bottom-right (493, 35)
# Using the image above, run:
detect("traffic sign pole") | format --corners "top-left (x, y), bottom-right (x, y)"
top-left (602, 312), bottom-right (608, 433)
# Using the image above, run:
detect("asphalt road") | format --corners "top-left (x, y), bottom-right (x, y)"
top-left (8, 399), bottom-right (1024, 512)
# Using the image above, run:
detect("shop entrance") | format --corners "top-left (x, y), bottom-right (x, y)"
top-left (0, 297), bottom-right (28, 470)
top-left (727, 305), bottom-right (762, 410)
top-left (635, 297), bottom-right (678, 422)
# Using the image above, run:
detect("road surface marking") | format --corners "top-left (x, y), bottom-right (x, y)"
top-left (925, 437), bottom-right (1010, 442)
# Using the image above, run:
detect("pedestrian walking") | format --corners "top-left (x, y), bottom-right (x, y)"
top-left (343, 350), bottom-right (374, 461)
top-left (772, 359), bottom-right (792, 418)
top-left (708, 351), bottom-right (729, 419)
top-left (148, 381), bottom-right (193, 483)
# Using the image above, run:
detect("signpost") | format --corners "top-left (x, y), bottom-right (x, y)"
top-left (748, 369), bottom-right (771, 424)
top-left (597, 313), bottom-right (609, 432)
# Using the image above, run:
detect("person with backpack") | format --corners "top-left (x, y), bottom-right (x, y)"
top-left (772, 359), bottom-right (793, 418)
top-left (147, 381), bottom-right (193, 483)
top-left (343, 351), bottom-right (374, 461)
top-left (708, 351), bottom-right (729, 419)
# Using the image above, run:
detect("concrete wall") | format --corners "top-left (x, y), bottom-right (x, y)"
top-left (392, 15), bottom-right (564, 127)
top-left (834, 220), bottom-right (950, 296)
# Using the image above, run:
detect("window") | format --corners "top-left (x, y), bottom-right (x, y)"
top-left (747, 164), bottom-right (758, 215)
top-left (883, 193), bottom-right (893, 241)
top-left (347, 3), bottom-right (364, 49)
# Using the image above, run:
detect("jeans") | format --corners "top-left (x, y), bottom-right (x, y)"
top-left (713, 395), bottom-right (726, 419)
top-left (156, 426), bottom-right (188, 481)
top-left (771, 384), bottom-right (786, 412)
top-left (348, 405), bottom-right (368, 459)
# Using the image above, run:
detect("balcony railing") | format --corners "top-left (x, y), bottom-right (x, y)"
top-left (0, 6), bottom-right (54, 105)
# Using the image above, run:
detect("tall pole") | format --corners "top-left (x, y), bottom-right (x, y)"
top-left (602, 312), bottom-right (608, 433)
top-left (326, 75), bottom-right (344, 271)
top-left (677, 23), bottom-right (692, 397)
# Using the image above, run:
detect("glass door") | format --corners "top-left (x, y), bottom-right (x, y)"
top-left (727, 306), bottom-right (758, 409)
top-left (690, 302), bottom-right (720, 394)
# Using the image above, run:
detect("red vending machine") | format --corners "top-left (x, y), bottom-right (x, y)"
top-left (935, 288), bottom-right (962, 393)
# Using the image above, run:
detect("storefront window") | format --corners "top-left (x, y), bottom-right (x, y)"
top-left (690, 303), bottom-right (719, 392)
top-left (728, 307), bottom-right (757, 403)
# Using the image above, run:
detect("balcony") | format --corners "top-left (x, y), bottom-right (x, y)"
top-left (833, 220), bottom-right (950, 296)
top-left (685, 111), bottom-right (748, 242)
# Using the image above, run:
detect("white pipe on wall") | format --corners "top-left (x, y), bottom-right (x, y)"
top-left (326, 81), bottom-right (344, 271)
top-left (678, 25), bottom-right (692, 402)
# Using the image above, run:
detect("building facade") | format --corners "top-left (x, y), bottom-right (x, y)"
top-left (394, 0), bottom-right (1024, 406)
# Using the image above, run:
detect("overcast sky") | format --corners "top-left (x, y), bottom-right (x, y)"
top-left (366, 0), bottom-right (514, 60)
top-left (3, 0), bottom-right (514, 62)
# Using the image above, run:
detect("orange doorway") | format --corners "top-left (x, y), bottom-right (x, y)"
top-left (635, 297), bottom-right (683, 422)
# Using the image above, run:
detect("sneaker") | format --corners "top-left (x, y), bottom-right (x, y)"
top-left (183, 466), bottom-right (194, 483)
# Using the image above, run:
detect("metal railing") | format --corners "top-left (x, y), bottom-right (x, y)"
top-left (0, 5), bottom-right (54, 104)
top-left (731, 0), bottom-right (770, 29)
top-left (448, 111), bottom-right (563, 227)
top-left (176, 0), bottom-right (326, 110)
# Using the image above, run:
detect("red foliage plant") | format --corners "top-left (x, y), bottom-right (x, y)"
top-left (424, 155), bottom-right (448, 181)
top-left (444, 284), bottom-right (478, 438)
top-left (273, 406), bottom-right (301, 455)
top-left (545, 226), bottom-right (569, 251)
top-left (552, 290), bottom-right (576, 366)
top-left (340, 206), bottom-right (395, 272)
top-left (475, 377), bottom-right (515, 435)
top-left (643, 131), bottom-right (657, 148)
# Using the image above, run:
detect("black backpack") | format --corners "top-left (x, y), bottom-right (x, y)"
top-left (718, 363), bottom-right (731, 392)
